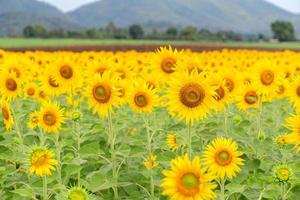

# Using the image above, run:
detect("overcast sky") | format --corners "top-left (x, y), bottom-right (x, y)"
top-left (40, 0), bottom-right (300, 13)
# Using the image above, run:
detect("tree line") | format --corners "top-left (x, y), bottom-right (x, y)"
top-left (23, 20), bottom-right (296, 42)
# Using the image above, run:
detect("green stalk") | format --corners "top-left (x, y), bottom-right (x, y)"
top-left (220, 179), bottom-right (226, 200)
top-left (223, 107), bottom-right (228, 136)
top-left (281, 182), bottom-right (286, 200)
top-left (145, 115), bottom-right (154, 197)
top-left (55, 134), bottom-right (62, 185)
top-left (187, 123), bottom-right (192, 158)
top-left (43, 176), bottom-right (47, 200)
top-left (108, 112), bottom-right (118, 199)
top-left (11, 102), bottom-right (23, 144)
top-left (76, 122), bottom-right (81, 187)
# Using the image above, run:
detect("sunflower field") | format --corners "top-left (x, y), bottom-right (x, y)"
top-left (0, 47), bottom-right (300, 200)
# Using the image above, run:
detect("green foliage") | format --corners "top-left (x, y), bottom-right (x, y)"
top-left (271, 21), bottom-right (295, 41)
top-left (129, 24), bottom-right (144, 39)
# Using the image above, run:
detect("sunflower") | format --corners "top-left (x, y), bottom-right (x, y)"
top-left (154, 46), bottom-right (181, 79)
top-left (235, 85), bottom-right (260, 112)
top-left (1, 100), bottom-right (14, 130)
top-left (24, 82), bottom-right (38, 98)
top-left (208, 74), bottom-right (230, 112)
top-left (287, 76), bottom-right (300, 111)
top-left (127, 79), bottom-right (159, 113)
top-left (68, 187), bottom-right (89, 200)
top-left (0, 72), bottom-right (21, 100)
top-left (161, 154), bottom-right (216, 200)
top-left (38, 102), bottom-right (65, 133)
top-left (52, 59), bottom-right (81, 92)
top-left (86, 71), bottom-right (120, 117)
top-left (40, 72), bottom-right (64, 97)
top-left (27, 111), bottom-right (39, 129)
top-left (166, 133), bottom-right (178, 151)
top-left (274, 165), bottom-right (292, 182)
top-left (203, 137), bottom-right (244, 179)
top-left (252, 60), bottom-right (282, 100)
top-left (220, 68), bottom-right (239, 98)
top-left (284, 114), bottom-right (300, 148)
top-left (143, 154), bottom-right (158, 170)
top-left (29, 147), bottom-right (58, 177)
top-left (165, 70), bottom-right (215, 124)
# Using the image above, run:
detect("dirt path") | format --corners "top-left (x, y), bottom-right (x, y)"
top-left (3, 44), bottom-right (299, 52)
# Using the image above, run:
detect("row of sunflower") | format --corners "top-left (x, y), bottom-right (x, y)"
top-left (0, 47), bottom-right (299, 199)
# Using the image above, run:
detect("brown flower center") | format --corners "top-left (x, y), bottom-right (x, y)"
top-left (225, 78), bottom-right (234, 92)
top-left (244, 91), bottom-right (258, 105)
top-left (59, 65), bottom-right (73, 79)
top-left (9, 67), bottom-right (21, 78)
top-left (214, 86), bottom-right (225, 101)
top-left (134, 92), bottom-right (148, 108)
top-left (43, 111), bottom-right (57, 126)
top-left (48, 77), bottom-right (59, 88)
top-left (296, 86), bottom-right (300, 97)
top-left (215, 150), bottom-right (232, 166)
top-left (5, 78), bottom-right (17, 91)
top-left (260, 70), bottom-right (274, 86)
top-left (161, 57), bottom-right (176, 74)
top-left (180, 84), bottom-right (205, 108)
top-left (93, 84), bottom-right (111, 103)
top-left (2, 107), bottom-right (9, 120)
top-left (178, 172), bottom-right (200, 196)
top-left (27, 88), bottom-right (35, 96)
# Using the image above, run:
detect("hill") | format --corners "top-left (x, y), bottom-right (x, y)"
top-left (0, 0), bottom-right (81, 36)
top-left (69, 0), bottom-right (300, 35)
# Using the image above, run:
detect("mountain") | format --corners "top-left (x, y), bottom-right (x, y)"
top-left (69, 0), bottom-right (300, 35)
top-left (0, 0), bottom-right (81, 36)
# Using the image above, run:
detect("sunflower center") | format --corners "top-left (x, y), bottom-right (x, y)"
top-left (244, 91), bottom-right (258, 105)
top-left (48, 77), bottom-right (59, 88)
top-left (277, 85), bottom-right (285, 95)
top-left (260, 70), bottom-right (274, 85)
top-left (116, 70), bottom-right (126, 79)
top-left (33, 154), bottom-right (48, 167)
top-left (93, 84), bottom-right (111, 103)
top-left (225, 78), bottom-right (234, 92)
top-left (214, 86), bottom-right (225, 101)
top-left (181, 173), bottom-right (199, 190)
top-left (180, 84), bottom-right (205, 108)
top-left (2, 107), bottom-right (9, 120)
top-left (296, 86), bottom-right (300, 97)
top-left (60, 65), bottom-right (73, 79)
top-left (27, 88), bottom-right (35, 96)
top-left (134, 92), bottom-right (148, 107)
top-left (279, 169), bottom-right (290, 177)
top-left (96, 67), bottom-right (106, 75)
top-left (9, 67), bottom-right (21, 78)
top-left (5, 78), bottom-right (17, 91)
top-left (161, 57), bottom-right (176, 74)
top-left (215, 150), bottom-right (232, 166)
top-left (31, 116), bottom-right (39, 124)
top-left (43, 112), bottom-right (57, 126)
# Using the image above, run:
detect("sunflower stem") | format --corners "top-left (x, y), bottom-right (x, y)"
top-left (281, 182), bottom-right (286, 200)
top-left (43, 176), bottom-right (47, 200)
top-left (108, 112), bottom-right (119, 199)
top-left (224, 107), bottom-right (228, 137)
top-left (11, 101), bottom-right (23, 144)
top-left (187, 123), bottom-right (192, 158)
top-left (220, 179), bottom-right (226, 200)
top-left (55, 134), bottom-right (62, 185)
top-left (145, 114), bottom-right (155, 197)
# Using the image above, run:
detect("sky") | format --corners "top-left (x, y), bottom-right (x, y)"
top-left (40, 0), bottom-right (300, 13)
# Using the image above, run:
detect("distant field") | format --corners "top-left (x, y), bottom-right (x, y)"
top-left (0, 38), bottom-right (299, 50)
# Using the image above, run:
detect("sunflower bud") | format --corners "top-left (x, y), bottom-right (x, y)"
top-left (274, 165), bottom-right (292, 182)
top-left (68, 187), bottom-right (89, 200)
